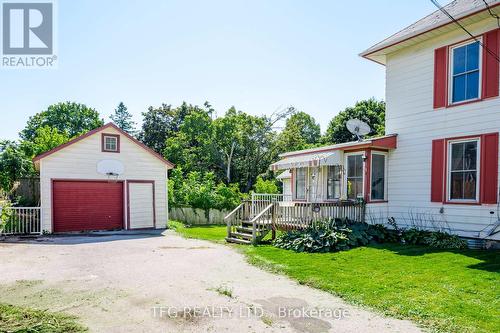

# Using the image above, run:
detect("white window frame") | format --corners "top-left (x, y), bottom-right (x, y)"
top-left (370, 151), bottom-right (388, 201)
top-left (104, 135), bottom-right (118, 152)
top-left (294, 167), bottom-right (307, 201)
top-left (448, 38), bottom-right (483, 105)
top-left (446, 137), bottom-right (481, 203)
top-left (325, 165), bottom-right (342, 200)
top-left (344, 152), bottom-right (364, 200)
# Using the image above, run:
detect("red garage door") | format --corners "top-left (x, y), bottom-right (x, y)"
top-left (53, 181), bottom-right (124, 232)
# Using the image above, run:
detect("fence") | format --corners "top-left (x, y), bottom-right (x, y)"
top-left (0, 207), bottom-right (42, 235)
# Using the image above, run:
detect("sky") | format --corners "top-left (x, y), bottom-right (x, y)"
top-left (0, 0), bottom-right (438, 140)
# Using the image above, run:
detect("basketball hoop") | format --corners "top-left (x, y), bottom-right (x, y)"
top-left (106, 172), bottom-right (119, 183)
top-left (97, 159), bottom-right (124, 183)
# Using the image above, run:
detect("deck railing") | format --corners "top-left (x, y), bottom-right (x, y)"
top-left (251, 193), bottom-right (292, 217)
top-left (0, 207), bottom-right (42, 235)
top-left (273, 200), bottom-right (366, 230)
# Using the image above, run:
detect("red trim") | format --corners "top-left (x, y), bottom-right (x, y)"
top-left (480, 133), bottom-right (499, 204)
top-left (101, 133), bottom-right (120, 153)
top-left (431, 139), bottom-right (445, 202)
top-left (51, 179), bottom-right (126, 232)
top-left (482, 29), bottom-right (500, 100)
top-left (126, 180), bottom-right (156, 230)
top-left (362, 3), bottom-right (500, 62)
top-left (437, 132), bottom-right (499, 205)
top-left (281, 135), bottom-right (397, 158)
top-left (434, 46), bottom-right (448, 109)
top-left (33, 123), bottom-right (174, 168)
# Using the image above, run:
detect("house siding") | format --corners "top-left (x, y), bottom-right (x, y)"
top-left (40, 127), bottom-right (168, 232)
top-left (380, 18), bottom-right (500, 237)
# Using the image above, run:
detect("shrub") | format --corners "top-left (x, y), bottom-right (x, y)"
top-left (274, 219), bottom-right (389, 253)
top-left (254, 176), bottom-right (279, 194)
top-left (401, 228), bottom-right (468, 249)
top-left (168, 167), bottom-right (244, 211)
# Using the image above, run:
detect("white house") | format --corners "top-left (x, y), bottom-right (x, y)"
top-left (33, 123), bottom-right (174, 233)
top-left (270, 0), bottom-right (500, 241)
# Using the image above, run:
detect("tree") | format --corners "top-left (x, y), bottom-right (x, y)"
top-left (164, 106), bottom-right (218, 175)
top-left (0, 141), bottom-right (35, 193)
top-left (110, 102), bottom-right (136, 135)
top-left (322, 98), bottom-right (385, 144)
top-left (20, 102), bottom-right (103, 141)
top-left (276, 110), bottom-right (320, 152)
top-left (138, 102), bottom-right (208, 154)
top-left (22, 126), bottom-right (70, 157)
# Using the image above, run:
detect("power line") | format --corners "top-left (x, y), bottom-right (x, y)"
top-left (482, 0), bottom-right (500, 28)
top-left (430, 0), bottom-right (500, 63)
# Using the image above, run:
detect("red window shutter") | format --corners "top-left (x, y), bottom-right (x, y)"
top-left (480, 133), bottom-right (499, 204)
top-left (433, 46), bottom-right (448, 109)
top-left (482, 29), bottom-right (500, 99)
top-left (431, 139), bottom-right (445, 202)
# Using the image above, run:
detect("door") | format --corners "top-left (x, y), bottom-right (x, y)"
top-left (127, 181), bottom-right (155, 229)
top-left (52, 181), bottom-right (124, 232)
top-left (308, 167), bottom-right (321, 202)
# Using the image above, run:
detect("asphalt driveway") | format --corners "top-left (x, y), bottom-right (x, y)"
top-left (0, 231), bottom-right (421, 333)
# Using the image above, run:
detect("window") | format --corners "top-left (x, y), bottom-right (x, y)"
top-left (102, 134), bottom-right (120, 152)
top-left (346, 154), bottom-right (363, 200)
top-left (448, 139), bottom-right (479, 201)
top-left (326, 165), bottom-right (341, 200)
top-left (294, 168), bottom-right (306, 200)
top-left (371, 153), bottom-right (386, 201)
top-left (450, 40), bottom-right (481, 104)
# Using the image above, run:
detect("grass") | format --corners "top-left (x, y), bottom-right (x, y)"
top-left (168, 220), bottom-right (500, 333)
top-left (168, 220), bottom-right (227, 242)
top-left (212, 285), bottom-right (234, 298)
top-left (0, 303), bottom-right (87, 333)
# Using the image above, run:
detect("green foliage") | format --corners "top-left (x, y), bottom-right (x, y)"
top-left (20, 102), bottom-right (103, 142)
top-left (21, 126), bottom-right (70, 157)
top-left (0, 141), bottom-right (35, 193)
top-left (110, 102), bottom-right (136, 135)
top-left (401, 228), bottom-right (468, 249)
top-left (0, 303), bottom-right (87, 332)
top-left (168, 168), bottom-right (243, 210)
top-left (274, 219), bottom-right (467, 253)
top-left (139, 102), bottom-right (207, 154)
top-left (274, 219), bottom-right (384, 253)
top-left (276, 110), bottom-right (321, 152)
top-left (254, 176), bottom-right (278, 194)
top-left (322, 98), bottom-right (385, 144)
top-left (0, 201), bottom-right (12, 233)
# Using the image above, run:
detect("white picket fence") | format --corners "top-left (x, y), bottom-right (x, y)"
top-left (0, 207), bottom-right (42, 235)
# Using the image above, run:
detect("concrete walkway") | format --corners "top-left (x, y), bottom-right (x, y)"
top-left (0, 231), bottom-right (422, 333)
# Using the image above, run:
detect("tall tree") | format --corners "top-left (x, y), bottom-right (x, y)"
top-left (21, 126), bottom-right (70, 157)
top-left (0, 141), bottom-right (35, 193)
top-left (110, 102), bottom-right (136, 134)
top-left (20, 102), bottom-right (103, 141)
top-left (322, 98), bottom-right (385, 144)
top-left (138, 102), bottom-right (208, 154)
top-left (276, 110), bottom-right (320, 152)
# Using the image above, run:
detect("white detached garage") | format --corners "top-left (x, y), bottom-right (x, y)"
top-left (33, 123), bottom-right (174, 233)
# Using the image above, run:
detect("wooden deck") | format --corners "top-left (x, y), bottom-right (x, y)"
top-left (224, 199), bottom-right (366, 244)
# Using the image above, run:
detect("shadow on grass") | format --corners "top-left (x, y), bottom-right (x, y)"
top-left (366, 243), bottom-right (500, 273)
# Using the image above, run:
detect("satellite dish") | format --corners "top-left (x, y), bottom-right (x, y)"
top-left (346, 119), bottom-right (371, 141)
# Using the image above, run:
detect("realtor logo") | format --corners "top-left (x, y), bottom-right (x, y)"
top-left (1, 1), bottom-right (57, 68)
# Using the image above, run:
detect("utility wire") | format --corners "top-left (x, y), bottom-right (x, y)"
top-left (430, 0), bottom-right (500, 63)
top-left (482, 0), bottom-right (500, 28)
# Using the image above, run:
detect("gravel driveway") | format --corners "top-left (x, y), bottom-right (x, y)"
top-left (0, 231), bottom-right (421, 333)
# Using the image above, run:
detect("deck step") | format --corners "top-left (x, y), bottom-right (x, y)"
top-left (230, 232), bottom-right (253, 240)
top-left (225, 237), bottom-right (252, 245)
top-left (236, 226), bottom-right (253, 233)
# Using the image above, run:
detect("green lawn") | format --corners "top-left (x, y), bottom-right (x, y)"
top-left (168, 220), bottom-right (500, 333)
top-left (0, 303), bottom-right (87, 333)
